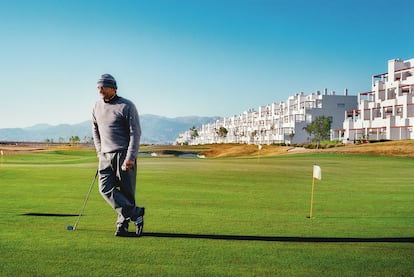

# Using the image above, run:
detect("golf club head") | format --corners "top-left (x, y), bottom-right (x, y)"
top-left (66, 225), bottom-right (74, 231)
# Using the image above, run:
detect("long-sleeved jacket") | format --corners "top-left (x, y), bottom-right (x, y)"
top-left (92, 95), bottom-right (141, 161)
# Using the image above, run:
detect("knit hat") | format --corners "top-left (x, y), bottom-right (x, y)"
top-left (97, 74), bottom-right (117, 89)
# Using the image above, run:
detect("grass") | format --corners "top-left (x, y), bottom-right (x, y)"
top-left (0, 149), bottom-right (413, 276)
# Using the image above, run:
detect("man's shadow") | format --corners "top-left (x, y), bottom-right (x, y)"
top-left (141, 232), bottom-right (414, 243)
top-left (22, 213), bottom-right (414, 243)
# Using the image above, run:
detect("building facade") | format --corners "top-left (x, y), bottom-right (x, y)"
top-left (176, 90), bottom-right (358, 145)
top-left (333, 58), bottom-right (414, 142)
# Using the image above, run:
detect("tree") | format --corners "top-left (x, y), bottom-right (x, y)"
top-left (217, 127), bottom-right (228, 138)
top-left (84, 136), bottom-right (94, 144)
top-left (189, 126), bottom-right (199, 139)
top-left (288, 132), bottom-right (295, 144)
top-left (303, 115), bottom-right (331, 148)
top-left (69, 135), bottom-right (80, 145)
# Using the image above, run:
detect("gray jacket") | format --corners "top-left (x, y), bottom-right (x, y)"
top-left (92, 95), bottom-right (141, 161)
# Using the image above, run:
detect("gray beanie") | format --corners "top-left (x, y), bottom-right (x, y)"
top-left (97, 73), bottom-right (117, 89)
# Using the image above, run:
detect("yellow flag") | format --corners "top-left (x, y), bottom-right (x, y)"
top-left (313, 165), bottom-right (322, 180)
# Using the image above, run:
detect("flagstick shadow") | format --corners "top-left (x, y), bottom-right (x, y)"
top-left (142, 232), bottom-right (414, 243)
top-left (319, 216), bottom-right (414, 219)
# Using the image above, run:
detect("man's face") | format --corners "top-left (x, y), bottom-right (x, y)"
top-left (98, 86), bottom-right (116, 101)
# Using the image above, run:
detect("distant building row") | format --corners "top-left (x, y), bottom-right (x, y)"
top-left (334, 58), bottom-right (414, 142)
top-left (176, 58), bottom-right (414, 145)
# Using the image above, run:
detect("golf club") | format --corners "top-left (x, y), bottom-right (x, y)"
top-left (67, 169), bottom-right (99, 231)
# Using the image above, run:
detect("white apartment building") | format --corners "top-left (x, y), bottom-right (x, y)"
top-left (334, 58), bottom-right (414, 142)
top-left (176, 90), bottom-right (357, 145)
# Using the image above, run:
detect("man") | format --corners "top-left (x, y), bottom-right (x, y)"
top-left (92, 73), bottom-right (145, 237)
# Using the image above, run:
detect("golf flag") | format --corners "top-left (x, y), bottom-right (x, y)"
top-left (257, 144), bottom-right (262, 162)
top-left (313, 165), bottom-right (321, 180)
top-left (309, 165), bottom-right (322, 219)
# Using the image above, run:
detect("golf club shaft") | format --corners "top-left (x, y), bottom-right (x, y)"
top-left (73, 169), bottom-right (99, 230)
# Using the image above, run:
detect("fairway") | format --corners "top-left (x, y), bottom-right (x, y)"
top-left (0, 149), bottom-right (413, 276)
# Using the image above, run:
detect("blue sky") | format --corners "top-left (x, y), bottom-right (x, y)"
top-left (0, 0), bottom-right (413, 128)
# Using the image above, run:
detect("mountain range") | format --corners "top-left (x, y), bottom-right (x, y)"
top-left (0, 114), bottom-right (220, 144)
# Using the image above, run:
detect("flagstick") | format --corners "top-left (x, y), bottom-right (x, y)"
top-left (309, 177), bottom-right (315, 219)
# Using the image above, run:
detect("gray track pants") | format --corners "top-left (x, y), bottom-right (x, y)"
top-left (98, 151), bottom-right (142, 226)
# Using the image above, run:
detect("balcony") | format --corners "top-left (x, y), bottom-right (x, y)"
top-left (346, 110), bottom-right (361, 120)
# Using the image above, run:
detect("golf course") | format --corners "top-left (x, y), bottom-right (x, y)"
top-left (0, 142), bottom-right (413, 276)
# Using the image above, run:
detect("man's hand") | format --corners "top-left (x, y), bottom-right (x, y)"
top-left (122, 159), bottom-right (135, 171)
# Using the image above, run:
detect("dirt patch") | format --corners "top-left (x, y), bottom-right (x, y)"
top-left (317, 140), bottom-right (414, 158)
top-left (0, 142), bottom-right (93, 155)
top-left (194, 144), bottom-right (295, 158)
top-left (196, 141), bottom-right (414, 158)
top-left (0, 143), bottom-right (48, 155)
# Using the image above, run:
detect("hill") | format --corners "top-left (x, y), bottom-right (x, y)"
top-left (0, 114), bottom-right (219, 144)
